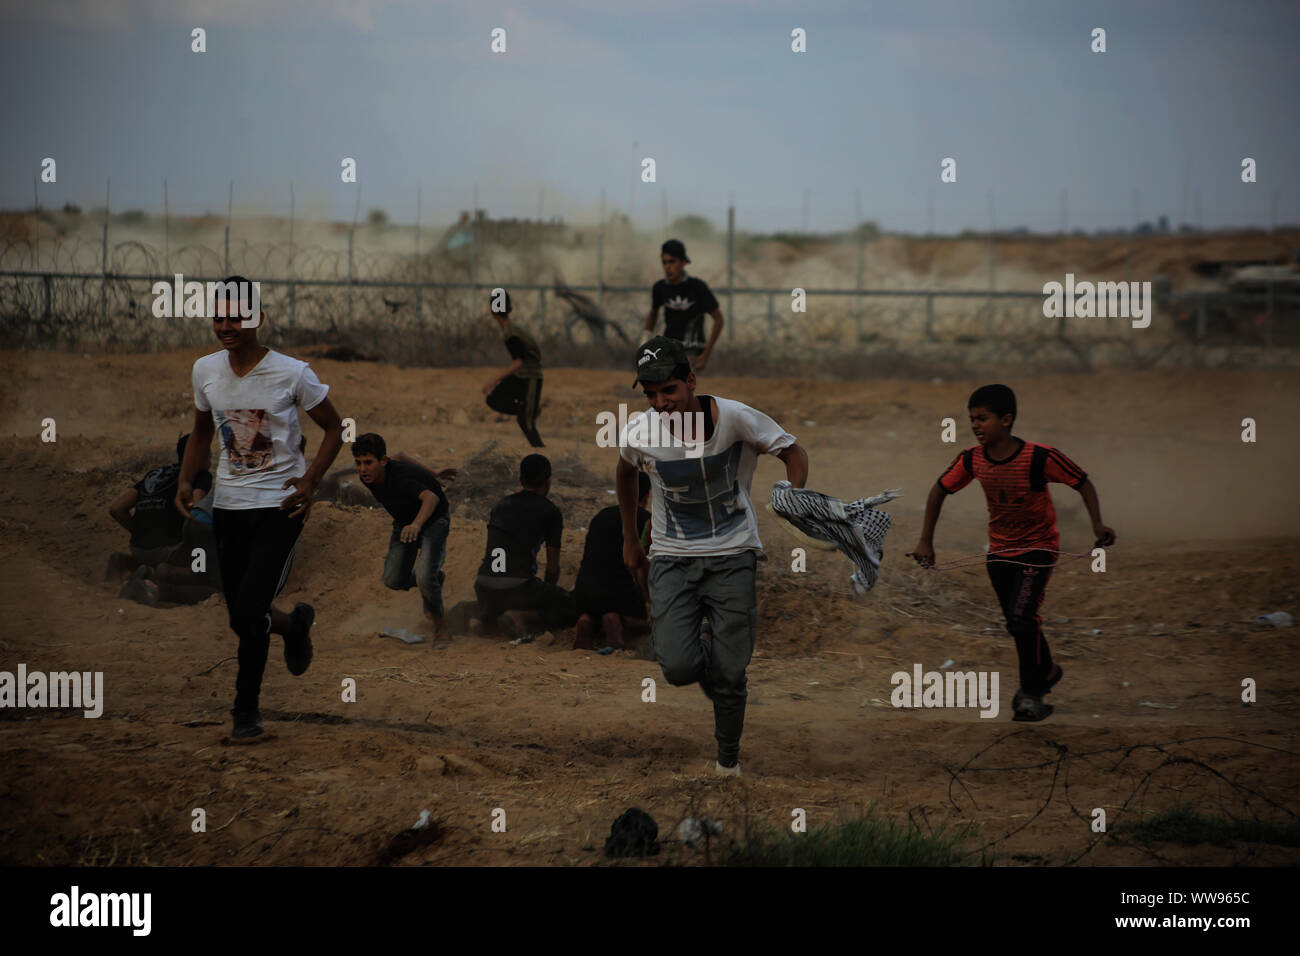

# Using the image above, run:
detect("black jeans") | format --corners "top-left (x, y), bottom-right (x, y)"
top-left (986, 550), bottom-right (1056, 696)
top-left (213, 507), bottom-right (304, 713)
top-left (486, 375), bottom-right (544, 447)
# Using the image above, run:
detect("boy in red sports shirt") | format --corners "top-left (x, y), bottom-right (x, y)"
top-left (910, 384), bottom-right (1115, 721)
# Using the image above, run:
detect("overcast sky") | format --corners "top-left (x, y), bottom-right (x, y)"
top-left (2, 0), bottom-right (1297, 233)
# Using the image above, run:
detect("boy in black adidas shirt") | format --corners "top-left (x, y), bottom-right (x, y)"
top-left (646, 239), bottom-right (725, 372)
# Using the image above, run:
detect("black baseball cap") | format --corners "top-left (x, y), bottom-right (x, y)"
top-left (661, 239), bottom-right (690, 264)
top-left (633, 335), bottom-right (690, 387)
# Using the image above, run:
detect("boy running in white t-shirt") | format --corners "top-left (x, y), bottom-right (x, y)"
top-left (617, 336), bottom-right (809, 776)
top-left (177, 276), bottom-right (345, 739)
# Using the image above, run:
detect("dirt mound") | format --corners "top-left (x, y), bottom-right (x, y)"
top-left (1, 349), bottom-right (1297, 866)
top-left (452, 439), bottom-right (611, 522)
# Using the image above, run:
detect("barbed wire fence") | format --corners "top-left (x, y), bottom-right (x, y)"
top-left (3, 197), bottom-right (1296, 373)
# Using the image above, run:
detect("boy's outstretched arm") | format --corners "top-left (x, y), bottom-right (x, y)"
top-left (909, 481), bottom-right (949, 568)
top-left (775, 443), bottom-right (808, 488)
top-left (1076, 479), bottom-right (1115, 547)
top-left (617, 457), bottom-right (647, 580)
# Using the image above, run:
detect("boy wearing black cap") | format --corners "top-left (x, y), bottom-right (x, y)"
top-left (646, 239), bottom-right (725, 372)
top-left (617, 336), bottom-right (809, 776)
top-left (483, 289), bottom-right (545, 447)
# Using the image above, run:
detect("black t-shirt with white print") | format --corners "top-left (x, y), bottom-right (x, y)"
top-left (651, 275), bottom-right (719, 351)
top-left (132, 463), bottom-right (213, 549)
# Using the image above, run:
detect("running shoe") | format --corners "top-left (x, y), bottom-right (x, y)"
top-left (231, 708), bottom-right (263, 739)
top-left (1012, 693), bottom-right (1054, 722)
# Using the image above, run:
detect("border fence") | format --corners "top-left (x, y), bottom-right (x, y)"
top-left (3, 197), bottom-right (1297, 371)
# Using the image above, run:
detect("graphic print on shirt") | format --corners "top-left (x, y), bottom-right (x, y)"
top-left (215, 408), bottom-right (275, 475)
top-left (653, 441), bottom-right (746, 540)
top-left (139, 464), bottom-right (178, 497)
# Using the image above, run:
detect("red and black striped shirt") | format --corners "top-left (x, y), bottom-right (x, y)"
top-left (938, 439), bottom-right (1087, 556)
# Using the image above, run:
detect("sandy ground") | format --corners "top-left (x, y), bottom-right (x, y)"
top-left (0, 348), bottom-right (1298, 866)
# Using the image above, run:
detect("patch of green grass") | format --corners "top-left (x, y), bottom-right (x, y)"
top-left (717, 810), bottom-right (978, 867)
top-left (1119, 804), bottom-right (1300, 848)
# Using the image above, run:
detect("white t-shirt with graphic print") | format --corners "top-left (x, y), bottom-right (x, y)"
top-left (192, 349), bottom-right (330, 510)
top-left (618, 395), bottom-right (796, 558)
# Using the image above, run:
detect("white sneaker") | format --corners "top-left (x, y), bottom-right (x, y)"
top-left (714, 760), bottom-right (741, 777)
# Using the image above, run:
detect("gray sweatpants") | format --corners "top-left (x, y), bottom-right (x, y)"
top-left (649, 551), bottom-right (758, 766)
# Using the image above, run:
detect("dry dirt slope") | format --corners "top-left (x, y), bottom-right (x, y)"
top-left (0, 349), bottom-right (1297, 865)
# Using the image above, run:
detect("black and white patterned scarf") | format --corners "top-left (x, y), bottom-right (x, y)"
top-left (768, 480), bottom-right (902, 594)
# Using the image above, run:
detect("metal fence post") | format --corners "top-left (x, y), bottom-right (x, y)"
top-left (727, 202), bottom-right (735, 341)
top-left (986, 189), bottom-right (996, 337)
top-left (224, 181), bottom-right (233, 275)
top-left (925, 293), bottom-right (934, 339)
top-left (100, 178), bottom-right (110, 327)
top-left (596, 188), bottom-right (605, 311)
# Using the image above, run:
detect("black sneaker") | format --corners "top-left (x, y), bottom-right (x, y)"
top-left (1012, 694), bottom-right (1054, 722)
top-left (285, 603), bottom-right (314, 676)
top-left (231, 708), bottom-right (263, 738)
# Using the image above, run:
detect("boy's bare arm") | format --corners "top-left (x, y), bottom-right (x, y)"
top-left (617, 457), bottom-right (648, 579)
top-left (400, 489), bottom-right (440, 543)
top-left (109, 488), bottom-right (137, 530)
top-left (1077, 479), bottom-right (1115, 546)
top-left (775, 443), bottom-right (808, 488)
top-left (695, 310), bottom-right (725, 370)
top-left (176, 409), bottom-right (215, 522)
top-left (909, 482), bottom-right (949, 567)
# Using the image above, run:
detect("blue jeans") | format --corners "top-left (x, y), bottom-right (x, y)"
top-left (381, 516), bottom-right (449, 617)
